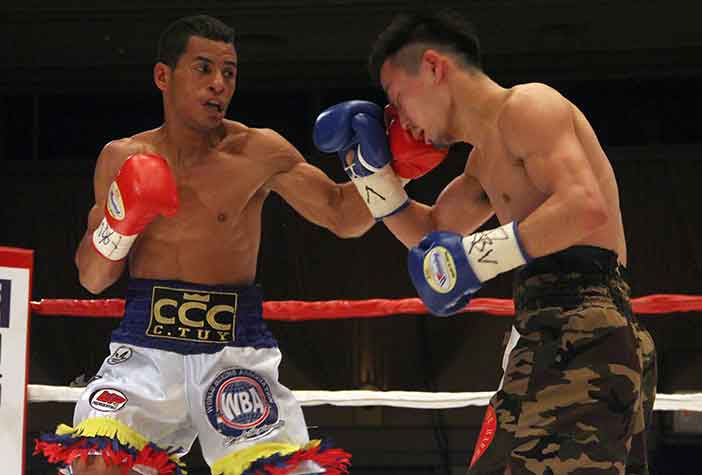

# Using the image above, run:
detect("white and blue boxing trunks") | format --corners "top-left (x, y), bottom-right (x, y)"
top-left (35, 278), bottom-right (351, 475)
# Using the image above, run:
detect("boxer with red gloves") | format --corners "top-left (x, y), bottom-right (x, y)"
top-left (36, 15), bottom-right (364, 475)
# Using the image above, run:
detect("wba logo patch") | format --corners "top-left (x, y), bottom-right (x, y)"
top-left (205, 368), bottom-right (282, 442)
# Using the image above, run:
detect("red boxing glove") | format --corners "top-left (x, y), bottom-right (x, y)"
top-left (93, 153), bottom-right (179, 261)
top-left (385, 105), bottom-right (449, 180)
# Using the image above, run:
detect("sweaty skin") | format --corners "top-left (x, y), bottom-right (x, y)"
top-left (81, 122), bottom-right (371, 289)
top-left (76, 37), bottom-right (372, 292)
top-left (379, 54), bottom-right (625, 265)
top-left (377, 45), bottom-right (638, 475)
top-left (466, 84), bottom-right (627, 264)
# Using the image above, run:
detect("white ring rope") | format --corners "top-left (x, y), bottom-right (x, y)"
top-left (27, 385), bottom-right (702, 411)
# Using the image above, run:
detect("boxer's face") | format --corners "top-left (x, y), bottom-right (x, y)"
top-left (380, 54), bottom-right (453, 147)
top-left (165, 36), bottom-right (238, 131)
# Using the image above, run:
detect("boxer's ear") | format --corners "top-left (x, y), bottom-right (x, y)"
top-left (422, 49), bottom-right (448, 84)
top-left (153, 62), bottom-right (170, 92)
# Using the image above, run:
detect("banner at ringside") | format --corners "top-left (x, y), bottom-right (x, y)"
top-left (0, 247), bottom-right (33, 475)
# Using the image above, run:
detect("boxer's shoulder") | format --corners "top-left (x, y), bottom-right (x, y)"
top-left (220, 119), bottom-right (250, 141)
top-left (222, 121), bottom-right (302, 170)
top-left (505, 82), bottom-right (561, 101)
top-left (219, 121), bottom-right (277, 152)
top-left (94, 133), bottom-right (153, 182)
top-left (99, 129), bottom-right (161, 165)
top-left (497, 83), bottom-right (569, 132)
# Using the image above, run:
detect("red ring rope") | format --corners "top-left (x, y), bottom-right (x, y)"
top-left (30, 294), bottom-right (702, 321)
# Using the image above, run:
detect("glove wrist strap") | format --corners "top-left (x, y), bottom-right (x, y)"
top-left (461, 221), bottom-right (531, 282)
top-left (92, 218), bottom-right (137, 261)
top-left (346, 164), bottom-right (409, 220)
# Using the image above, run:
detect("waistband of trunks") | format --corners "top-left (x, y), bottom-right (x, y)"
top-left (518, 245), bottom-right (622, 279)
top-left (110, 278), bottom-right (276, 354)
top-left (513, 246), bottom-right (632, 314)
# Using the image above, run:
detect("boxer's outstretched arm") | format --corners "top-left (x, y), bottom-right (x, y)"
top-left (268, 159), bottom-right (375, 238)
top-left (263, 128), bottom-right (375, 238)
top-left (384, 172), bottom-right (494, 248)
top-left (75, 140), bottom-right (130, 294)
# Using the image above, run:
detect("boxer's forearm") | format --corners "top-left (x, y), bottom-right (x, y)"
top-left (332, 182), bottom-right (376, 238)
top-left (75, 208), bottom-right (127, 294)
top-left (382, 200), bottom-right (438, 248)
top-left (517, 189), bottom-right (608, 258)
top-left (75, 233), bottom-right (126, 294)
top-left (384, 172), bottom-right (494, 248)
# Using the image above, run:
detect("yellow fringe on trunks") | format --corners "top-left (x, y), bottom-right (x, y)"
top-left (212, 441), bottom-right (304, 474)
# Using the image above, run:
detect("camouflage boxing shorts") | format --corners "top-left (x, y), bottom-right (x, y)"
top-left (468, 246), bottom-right (657, 475)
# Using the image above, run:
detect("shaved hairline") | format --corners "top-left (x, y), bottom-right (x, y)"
top-left (389, 42), bottom-right (473, 74)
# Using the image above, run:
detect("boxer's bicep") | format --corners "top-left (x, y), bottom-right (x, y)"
top-left (499, 88), bottom-right (609, 255)
top-left (263, 128), bottom-right (374, 236)
top-left (269, 160), bottom-right (338, 214)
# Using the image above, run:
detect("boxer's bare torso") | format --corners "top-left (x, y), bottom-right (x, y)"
top-left (78, 117), bottom-right (373, 294)
top-left (93, 121), bottom-right (294, 286)
top-left (467, 83), bottom-right (627, 265)
top-left (75, 34), bottom-right (373, 295)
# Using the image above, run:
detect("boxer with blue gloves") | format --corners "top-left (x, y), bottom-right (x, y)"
top-left (314, 99), bottom-right (531, 317)
top-left (361, 10), bottom-right (657, 475)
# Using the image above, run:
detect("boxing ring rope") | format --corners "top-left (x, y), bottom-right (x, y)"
top-left (30, 294), bottom-right (702, 319)
top-left (29, 294), bottom-right (702, 411)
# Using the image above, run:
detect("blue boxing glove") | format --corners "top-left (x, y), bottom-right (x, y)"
top-left (408, 222), bottom-right (531, 316)
top-left (313, 100), bottom-right (409, 219)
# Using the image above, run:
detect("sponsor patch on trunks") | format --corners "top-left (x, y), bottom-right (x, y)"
top-left (107, 346), bottom-right (133, 365)
top-left (89, 388), bottom-right (128, 412)
top-left (147, 286), bottom-right (237, 344)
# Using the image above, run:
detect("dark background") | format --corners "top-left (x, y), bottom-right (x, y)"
top-left (2, 1), bottom-right (702, 473)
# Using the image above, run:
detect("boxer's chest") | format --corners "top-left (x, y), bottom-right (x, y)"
top-left (473, 141), bottom-right (547, 223)
top-left (165, 154), bottom-right (269, 229)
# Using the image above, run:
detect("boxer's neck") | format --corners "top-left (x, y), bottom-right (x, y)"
top-left (160, 121), bottom-right (225, 166)
top-left (448, 72), bottom-right (508, 148)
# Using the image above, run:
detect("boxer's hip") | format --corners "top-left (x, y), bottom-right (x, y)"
top-left (111, 278), bottom-right (276, 354)
top-left (512, 245), bottom-right (633, 333)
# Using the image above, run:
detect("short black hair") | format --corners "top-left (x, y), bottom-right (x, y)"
top-left (157, 15), bottom-right (236, 68)
top-left (368, 10), bottom-right (481, 85)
